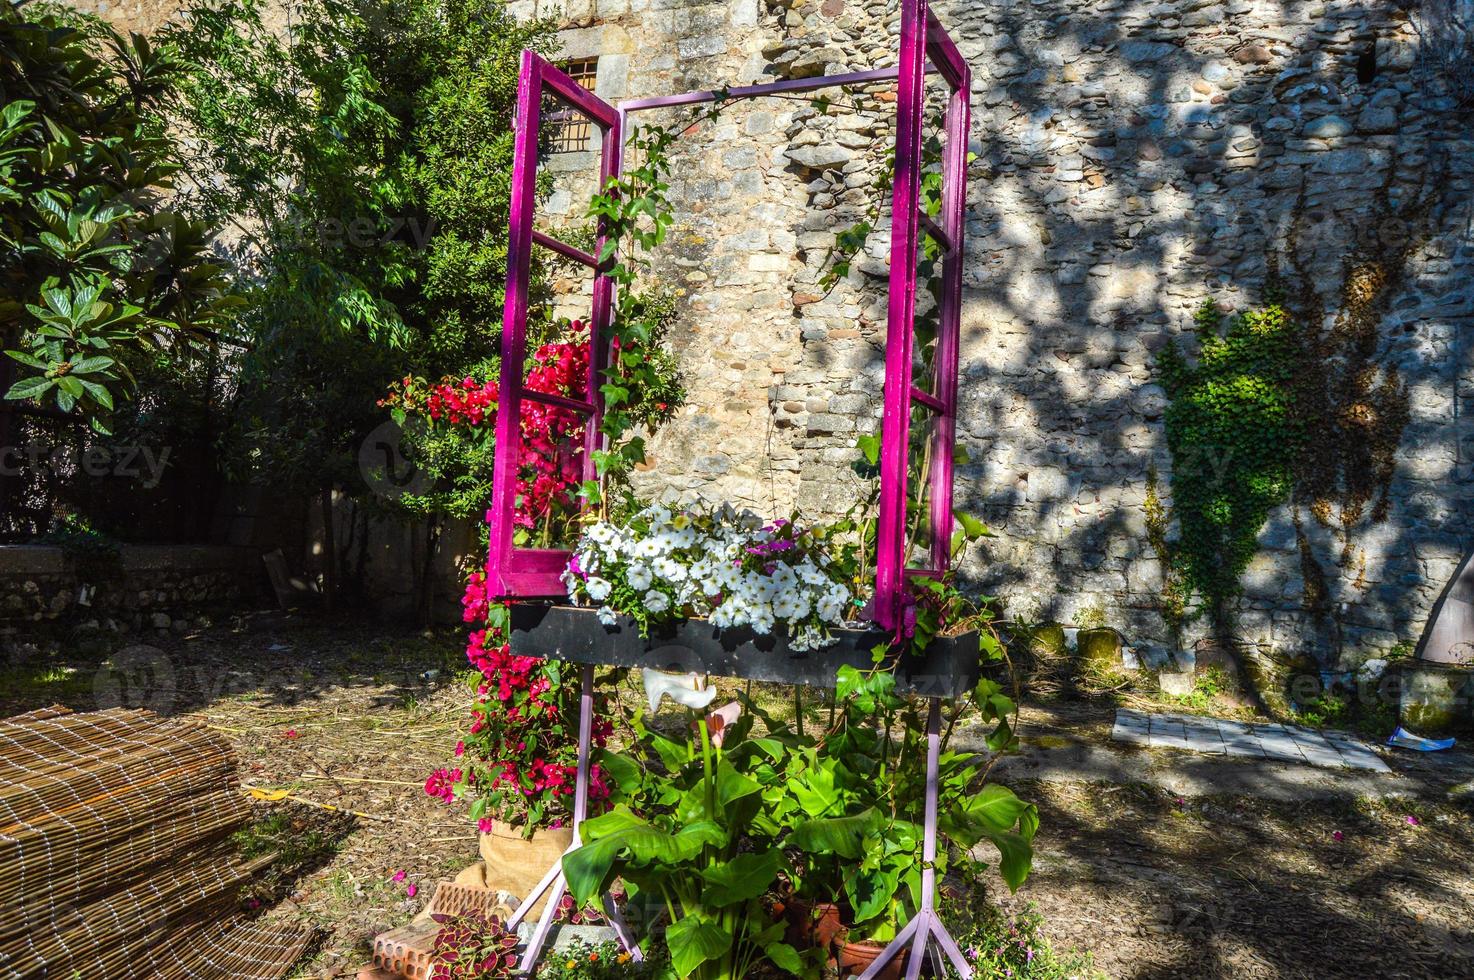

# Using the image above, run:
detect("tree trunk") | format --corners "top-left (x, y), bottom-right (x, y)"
top-left (417, 514), bottom-right (443, 627)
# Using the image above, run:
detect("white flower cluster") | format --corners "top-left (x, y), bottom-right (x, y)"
top-left (562, 503), bottom-right (852, 652)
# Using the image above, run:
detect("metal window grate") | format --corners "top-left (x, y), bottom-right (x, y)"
top-left (548, 58), bottom-right (599, 152)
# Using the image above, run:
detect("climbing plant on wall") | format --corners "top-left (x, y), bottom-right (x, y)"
top-left (1156, 298), bottom-right (1304, 613)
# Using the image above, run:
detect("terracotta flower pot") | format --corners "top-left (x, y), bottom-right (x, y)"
top-left (478, 819), bottom-right (574, 918)
top-left (837, 938), bottom-right (905, 980)
top-left (784, 899), bottom-right (843, 956)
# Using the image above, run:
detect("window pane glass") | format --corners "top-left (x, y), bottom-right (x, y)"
top-left (514, 406), bottom-right (588, 551)
top-left (903, 405), bottom-right (942, 571)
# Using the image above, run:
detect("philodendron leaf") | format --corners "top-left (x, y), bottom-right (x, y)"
top-left (962, 783), bottom-right (1032, 832)
top-left (666, 916), bottom-right (732, 978)
top-left (845, 866), bottom-right (897, 925)
top-left (980, 825), bottom-right (1035, 892)
top-left (699, 849), bottom-right (784, 908)
top-left (764, 940), bottom-right (805, 975)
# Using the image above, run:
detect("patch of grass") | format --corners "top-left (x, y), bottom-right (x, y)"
top-left (0, 662), bottom-right (92, 706)
top-left (1165, 665), bottom-right (1230, 713)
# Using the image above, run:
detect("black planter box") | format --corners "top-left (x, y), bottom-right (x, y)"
top-left (508, 603), bottom-right (982, 699)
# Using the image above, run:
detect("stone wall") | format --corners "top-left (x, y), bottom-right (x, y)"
top-left (518, 0), bottom-right (1474, 668)
top-left (60, 0), bottom-right (1474, 665)
top-left (0, 544), bottom-right (266, 631)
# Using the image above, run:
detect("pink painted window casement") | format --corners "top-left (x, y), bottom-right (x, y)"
top-left (486, 1), bottom-right (972, 635)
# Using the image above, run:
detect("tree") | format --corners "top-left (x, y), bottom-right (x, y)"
top-left (164, 0), bottom-right (556, 605)
top-left (0, 4), bottom-right (235, 431)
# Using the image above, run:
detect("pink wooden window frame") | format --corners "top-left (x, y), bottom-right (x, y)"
top-left (488, 3), bottom-right (972, 633)
top-left (486, 50), bottom-right (622, 597)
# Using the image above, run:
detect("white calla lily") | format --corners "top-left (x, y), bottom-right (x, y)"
top-left (642, 668), bottom-right (718, 714)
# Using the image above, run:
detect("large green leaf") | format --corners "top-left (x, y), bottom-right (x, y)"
top-left (562, 807), bottom-right (725, 905)
top-left (956, 783), bottom-right (1032, 834)
top-left (980, 825), bottom-right (1035, 892)
top-left (665, 916), bottom-right (732, 978)
top-left (699, 849), bottom-right (783, 908)
top-left (845, 866), bottom-right (897, 925)
top-left (764, 940), bottom-right (805, 975)
top-left (5, 375), bottom-right (53, 400)
top-left (715, 758), bottom-right (760, 809)
top-left (788, 808), bottom-right (877, 860)
top-left (788, 765), bottom-right (842, 817)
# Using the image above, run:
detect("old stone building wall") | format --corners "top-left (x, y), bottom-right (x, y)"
top-left (520, 0), bottom-right (1474, 668)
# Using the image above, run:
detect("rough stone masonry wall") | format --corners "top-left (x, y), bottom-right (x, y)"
top-left (0, 544), bottom-right (265, 631)
top-left (521, 0), bottom-right (1474, 669)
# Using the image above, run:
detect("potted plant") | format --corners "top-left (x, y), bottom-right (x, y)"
top-left (781, 666), bottom-right (1035, 979)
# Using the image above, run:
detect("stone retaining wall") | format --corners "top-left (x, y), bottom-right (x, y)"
top-left (0, 544), bottom-right (266, 631)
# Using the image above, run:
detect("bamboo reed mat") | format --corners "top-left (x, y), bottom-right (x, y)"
top-left (0, 705), bottom-right (315, 979)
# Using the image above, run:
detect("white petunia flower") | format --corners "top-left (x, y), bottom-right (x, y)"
top-left (627, 562), bottom-right (654, 591)
top-left (644, 590), bottom-right (671, 614)
top-left (597, 606), bottom-right (617, 626)
top-left (586, 577), bottom-right (612, 602)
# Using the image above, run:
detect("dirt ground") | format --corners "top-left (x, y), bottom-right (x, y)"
top-left (4, 612), bottom-right (1472, 978)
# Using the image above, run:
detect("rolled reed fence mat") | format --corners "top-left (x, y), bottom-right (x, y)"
top-left (0, 706), bottom-right (316, 979)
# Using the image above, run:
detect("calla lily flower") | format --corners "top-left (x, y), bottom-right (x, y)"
top-left (704, 700), bottom-right (743, 749)
top-left (642, 668), bottom-right (717, 714)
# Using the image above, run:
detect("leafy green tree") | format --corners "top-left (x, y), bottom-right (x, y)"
top-left (164, 0), bottom-right (555, 603)
top-left (0, 4), bottom-right (235, 431)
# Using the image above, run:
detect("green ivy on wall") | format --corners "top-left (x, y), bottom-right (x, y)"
top-left (1157, 298), bottom-right (1304, 611)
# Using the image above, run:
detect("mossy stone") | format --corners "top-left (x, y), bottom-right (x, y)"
top-left (1029, 623), bottom-right (1068, 658)
top-left (1078, 628), bottom-right (1122, 673)
top-left (1398, 663), bottom-right (1472, 735)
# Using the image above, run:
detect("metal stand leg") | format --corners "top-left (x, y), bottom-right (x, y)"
top-left (510, 664), bottom-right (642, 973)
top-left (857, 697), bottom-right (973, 980)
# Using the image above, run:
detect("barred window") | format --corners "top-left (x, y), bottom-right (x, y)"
top-left (548, 58), bottom-right (599, 152)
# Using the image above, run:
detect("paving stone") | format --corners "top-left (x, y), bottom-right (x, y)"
top-left (1321, 731), bottom-right (1393, 773)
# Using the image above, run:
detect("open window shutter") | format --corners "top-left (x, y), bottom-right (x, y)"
top-left (486, 51), bottom-right (623, 599)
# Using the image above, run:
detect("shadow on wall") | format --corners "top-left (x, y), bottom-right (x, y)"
top-left (702, 0), bottom-right (1474, 668)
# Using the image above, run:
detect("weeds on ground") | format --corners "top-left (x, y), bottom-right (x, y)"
top-left (943, 900), bottom-right (1103, 979)
top-left (232, 807), bottom-right (353, 910)
top-left (1162, 665), bottom-right (1230, 713)
top-left (536, 940), bottom-right (671, 979)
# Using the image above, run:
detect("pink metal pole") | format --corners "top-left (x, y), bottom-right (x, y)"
top-left (513, 664), bottom-right (642, 971)
top-left (487, 50), bottom-right (543, 597)
top-left (927, 59), bottom-right (972, 573)
top-left (618, 66), bottom-right (908, 114)
top-left (857, 697), bottom-right (974, 980)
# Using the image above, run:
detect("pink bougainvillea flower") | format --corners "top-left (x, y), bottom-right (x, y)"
top-left (281, 728), bottom-right (299, 739)
top-left (1332, 830), bottom-right (1344, 842)
top-left (392, 870), bottom-right (407, 883)
top-left (407, 883), bottom-right (418, 898)
top-left (1406, 815), bottom-right (1420, 827)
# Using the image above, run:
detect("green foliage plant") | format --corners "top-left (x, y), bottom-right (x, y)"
top-left (563, 667), bottom-right (1035, 978)
top-left (1157, 299), bottom-right (1303, 614)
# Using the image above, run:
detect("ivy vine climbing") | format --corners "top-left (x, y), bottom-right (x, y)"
top-left (1156, 296), bottom-right (1304, 614)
